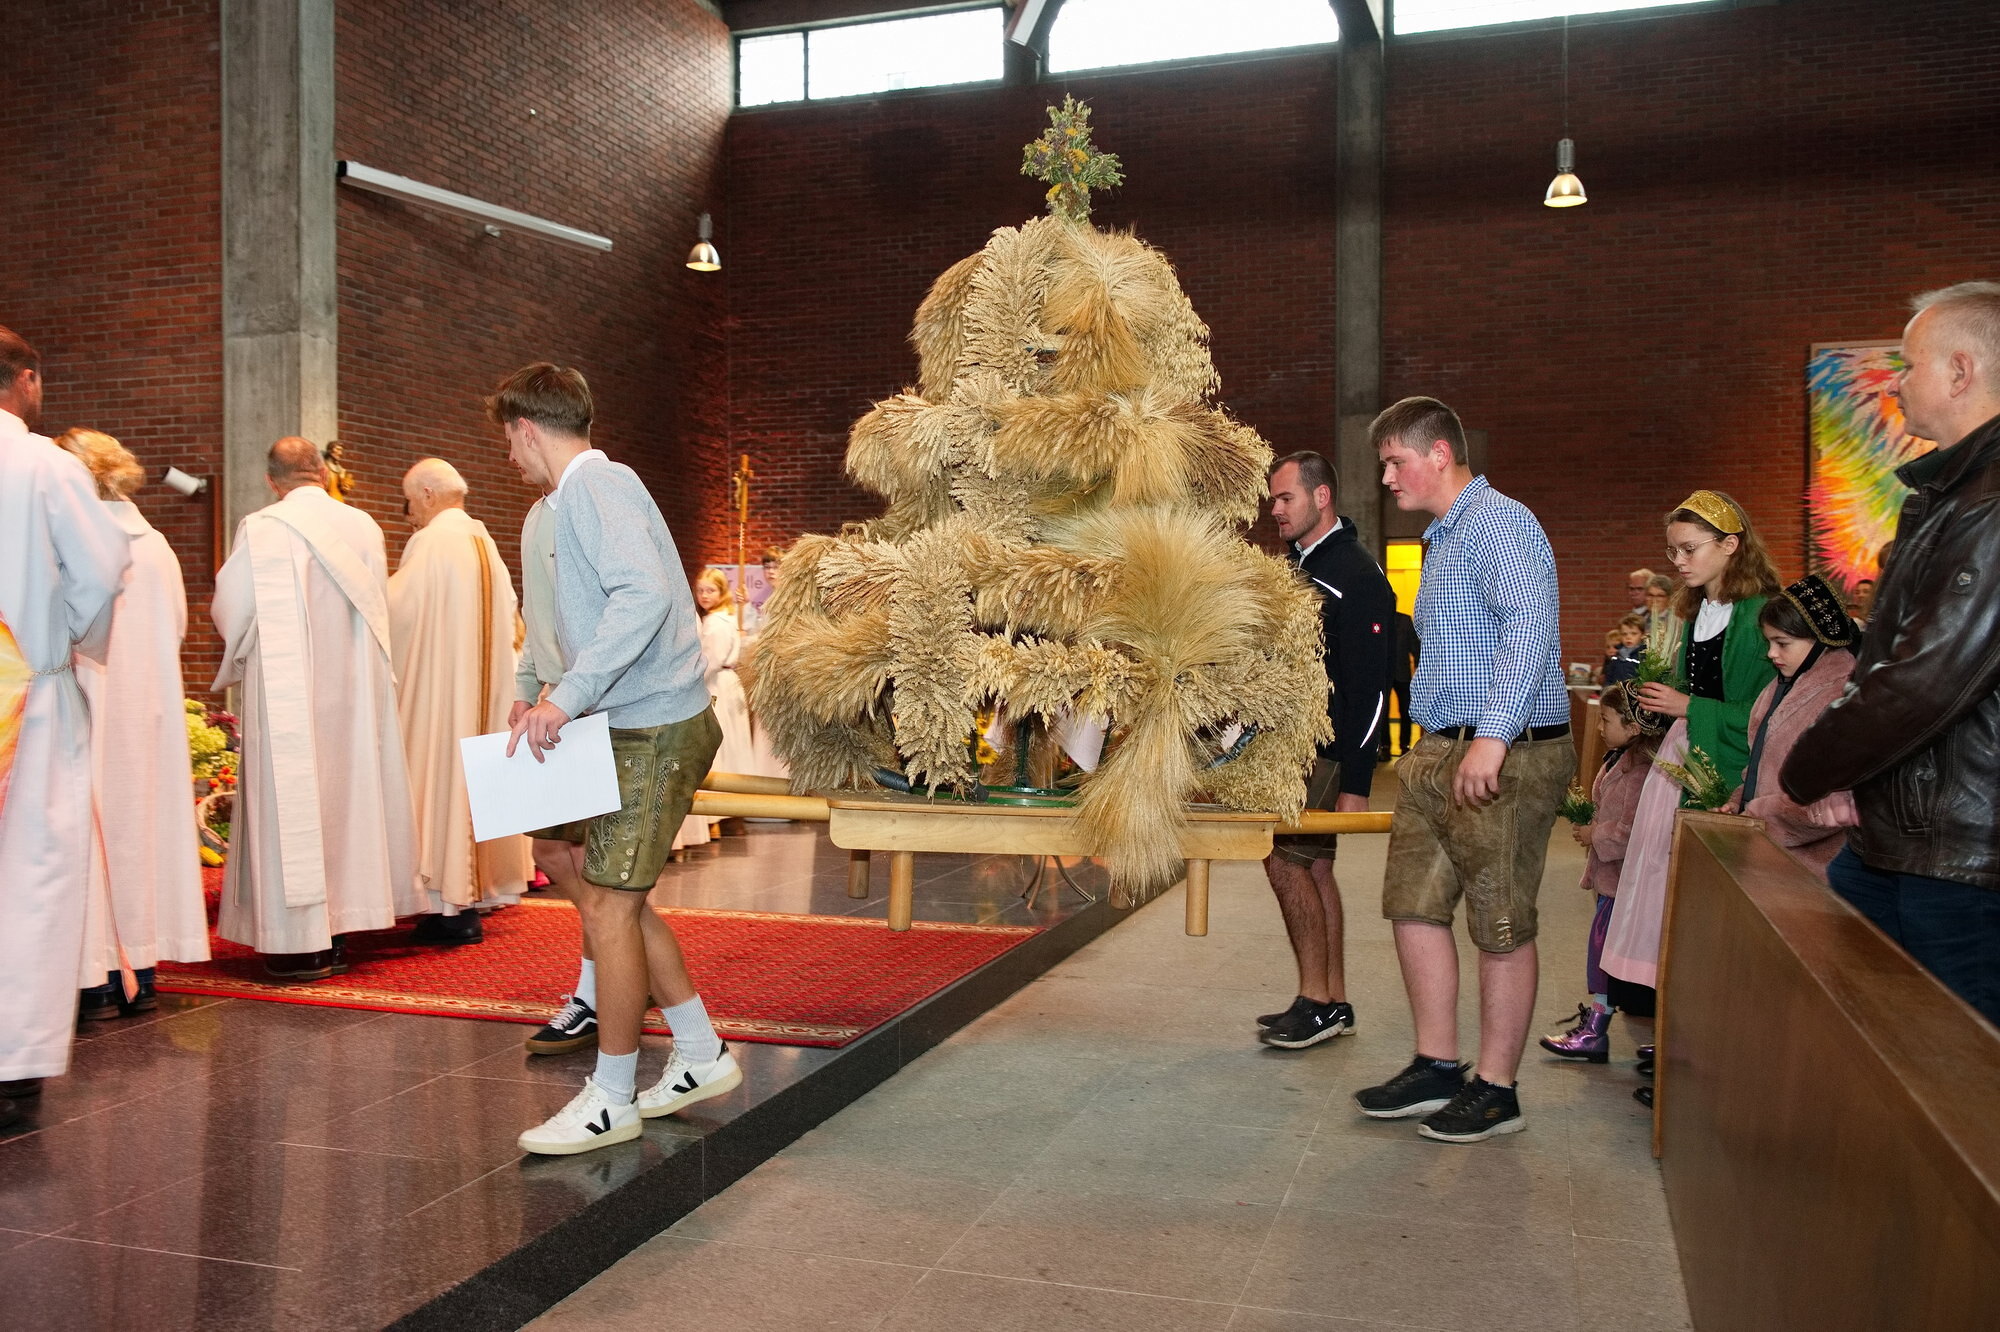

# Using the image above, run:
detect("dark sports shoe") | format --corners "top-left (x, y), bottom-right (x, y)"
top-left (1418, 1076), bottom-right (1525, 1143)
top-left (526, 995), bottom-right (599, 1055)
top-left (1258, 1000), bottom-right (1357, 1050)
top-left (1255, 995), bottom-right (1315, 1030)
top-left (1354, 1055), bottom-right (1469, 1118)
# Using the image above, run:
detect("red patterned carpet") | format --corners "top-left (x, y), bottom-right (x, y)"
top-left (158, 872), bottom-right (1041, 1047)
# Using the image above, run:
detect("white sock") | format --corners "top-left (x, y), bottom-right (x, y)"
top-left (593, 1050), bottom-right (638, 1104)
top-left (659, 995), bottom-right (722, 1065)
top-left (575, 959), bottom-right (597, 1009)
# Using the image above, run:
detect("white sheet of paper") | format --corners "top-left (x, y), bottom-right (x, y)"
top-left (460, 710), bottom-right (621, 841)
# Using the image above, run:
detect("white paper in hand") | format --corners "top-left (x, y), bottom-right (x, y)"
top-left (460, 711), bottom-right (621, 841)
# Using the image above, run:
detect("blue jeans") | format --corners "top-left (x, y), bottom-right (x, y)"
top-left (1826, 845), bottom-right (2000, 1026)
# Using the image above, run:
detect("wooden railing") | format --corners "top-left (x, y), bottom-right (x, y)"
top-left (1657, 813), bottom-right (2000, 1332)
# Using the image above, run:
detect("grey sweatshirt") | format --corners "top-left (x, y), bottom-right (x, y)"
top-left (544, 456), bottom-right (711, 728)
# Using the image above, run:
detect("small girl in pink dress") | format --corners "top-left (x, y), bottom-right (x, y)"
top-left (1540, 684), bottom-right (1663, 1063)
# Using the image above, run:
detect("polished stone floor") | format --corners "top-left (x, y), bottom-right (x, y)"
top-left (0, 824), bottom-right (1097, 1332)
top-left (529, 798), bottom-right (1692, 1332)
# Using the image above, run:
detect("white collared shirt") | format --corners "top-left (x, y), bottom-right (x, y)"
top-left (1292, 516), bottom-right (1344, 562)
top-left (548, 448), bottom-right (608, 507)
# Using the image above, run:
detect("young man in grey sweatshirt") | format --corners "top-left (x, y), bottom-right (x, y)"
top-left (494, 362), bottom-right (739, 1155)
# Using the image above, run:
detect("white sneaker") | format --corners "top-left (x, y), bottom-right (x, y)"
top-left (518, 1079), bottom-right (642, 1155)
top-left (637, 1046), bottom-right (743, 1119)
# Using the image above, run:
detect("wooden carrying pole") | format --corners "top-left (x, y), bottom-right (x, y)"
top-left (731, 453), bottom-right (753, 608)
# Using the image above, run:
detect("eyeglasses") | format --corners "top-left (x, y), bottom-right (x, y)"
top-left (1666, 537), bottom-right (1723, 562)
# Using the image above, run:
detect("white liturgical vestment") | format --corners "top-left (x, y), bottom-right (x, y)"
top-left (389, 506), bottom-right (530, 911)
top-left (0, 409), bottom-right (132, 1080)
top-left (76, 499), bottom-right (209, 980)
top-left (212, 485), bottom-right (420, 953)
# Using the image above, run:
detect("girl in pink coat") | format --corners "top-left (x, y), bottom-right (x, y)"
top-left (1540, 683), bottom-right (1665, 1063)
top-left (1720, 574), bottom-right (1861, 879)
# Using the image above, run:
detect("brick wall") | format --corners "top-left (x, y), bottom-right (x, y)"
top-left (336, 0), bottom-right (733, 586)
top-left (0, 0), bottom-right (227, 689)
top-left (725, 53), bottom-right (1338, 559)
top-left (724, 0), bottom-right (2000, 663)
top-left (1, 0), bottom-right (731, 695)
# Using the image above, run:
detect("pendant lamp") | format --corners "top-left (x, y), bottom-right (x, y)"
top-left (1543, 18), bottom-right (1587, 209)
top-left (686, 213), bottom-right (720, 271)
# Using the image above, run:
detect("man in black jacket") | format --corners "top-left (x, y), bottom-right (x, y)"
top-left (1258, 451), bottom-right (1397, 1049)
top-left (1785, 281), bottom-right (2000, 1024)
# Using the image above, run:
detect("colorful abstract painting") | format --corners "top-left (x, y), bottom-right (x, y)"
top-left (1807, 342), bottom-right (1935, 588)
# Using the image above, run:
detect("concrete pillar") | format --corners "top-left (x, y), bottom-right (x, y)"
top-left (1333, 10), bottom-right (1385, 556)
top-left (221, 0), bottom-right (337, 533)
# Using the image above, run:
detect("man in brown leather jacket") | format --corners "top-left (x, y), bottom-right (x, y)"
top-left (1784, 281), bottom-right (2000, 1025)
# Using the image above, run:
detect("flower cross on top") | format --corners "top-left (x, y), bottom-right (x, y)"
top-left (1021, 96), bottom-right (1124, 223)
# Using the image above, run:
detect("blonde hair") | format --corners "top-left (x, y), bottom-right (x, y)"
top-left (55, 427), bottom-right (144, 499)
top-left (1664, 490), bottom-right (1781, 618)
top-left (695, 567), bottom-right (735, 615)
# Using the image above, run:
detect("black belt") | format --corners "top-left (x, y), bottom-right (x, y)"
top-left (1429, 723), bottom-right (1570, 743)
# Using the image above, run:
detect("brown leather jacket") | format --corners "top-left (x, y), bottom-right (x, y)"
top-left (1783, 411), bottom-right (2000, 890)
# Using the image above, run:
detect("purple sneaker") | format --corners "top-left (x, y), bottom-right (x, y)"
top-left (1538, 1003), bottom-right (1611, 1063)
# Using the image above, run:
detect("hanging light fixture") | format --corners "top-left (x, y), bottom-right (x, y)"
top-left (1544, 18), bottom-right (1587, 208)
top-left (685, 212), bottom-right (720, 271)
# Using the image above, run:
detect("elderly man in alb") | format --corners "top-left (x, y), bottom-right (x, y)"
top-left (212, 437), bottom-right (420, 979)
top-left (57, 428), bottom-right (210, 1022)
top-left (390, 457), bottom-right (530, 944)
top-left (0, 325), bottom-right (132, 1130)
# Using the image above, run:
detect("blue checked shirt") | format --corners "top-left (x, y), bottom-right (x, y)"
top-left (1410, 477), bottom-right (1570, 741)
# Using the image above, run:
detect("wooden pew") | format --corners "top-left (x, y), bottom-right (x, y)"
top-left (1657, 813), bottom-right (2000, 1332)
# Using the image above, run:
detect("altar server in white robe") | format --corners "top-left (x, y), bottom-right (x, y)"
top-left (212, 437), bottom-right (420, 979)
top-left (56, 429), bottom-right (209, 1020)
top-left (0, 327), bottom-right (131, 1117)
top-left (390, 458), bottom-right (530, 944)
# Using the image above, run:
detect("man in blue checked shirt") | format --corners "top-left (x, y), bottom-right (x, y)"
top-left (1350, 397), bottom-right (1575, 1144)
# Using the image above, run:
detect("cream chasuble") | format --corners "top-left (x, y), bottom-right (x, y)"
top-left (0, 411), bottom-right (132, 1080)
top-left (77, 500), bottom-right (209, 979)
top-left (389, 506), bottom-right (530, 909)
top-left (213, 485), bottom-right (420, 954)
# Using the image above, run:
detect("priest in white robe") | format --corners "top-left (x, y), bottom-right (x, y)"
top-left (212, 437), bottom-right (420, 978)
top-left (56, 429), bottom-right (209, 1018)
top-left (389, 458), bottom-right (529, 943)
top-left (0, 327), bottom-right (132, 1112)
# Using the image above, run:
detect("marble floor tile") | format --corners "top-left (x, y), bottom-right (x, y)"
top-left (1020, 1109), bottom-right (1315, 1205)
top-left (526, 1236), bottom-right (922, 1331)
top-left (1227, 1308), bottom-right (1449, 1332)
top-left (1247, 1205), bottom-right (1582, 1332)
top-left (877, 1269), bottom-right (1235, 1332)
top-left (938, 1183), bottom-right (1279, 1303)
top-left (1573, 1236), bottom-right (1692, 1332)
top-left (1284, 1131), bottom-right (1574, 1234)
top-left (0, 1119), bottom-right (218, 1232)
top-left (668, 1153), bottom-right (1003, 1265)
top-left (781, 1095), bottom-right (1071, 1186)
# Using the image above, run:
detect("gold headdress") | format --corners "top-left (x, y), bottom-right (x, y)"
top-left (1675, 489), bottom-right (1743, 535)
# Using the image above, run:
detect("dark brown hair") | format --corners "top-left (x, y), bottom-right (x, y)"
top-left (1598, 685), bottom-right (1663, 755)
top-left (1368, 396), bottom-right (1467, 465)
top-left (1664, 490), bottom-right (1782, 619)
top-left (1757, 595), bottom-right (1814, 640)
top-left (485, 362), bottom-right (593, 437)
top-left (1267, 450), bottom-right (1338, 507)
top-left (0, 324), bottom-right (40, 387)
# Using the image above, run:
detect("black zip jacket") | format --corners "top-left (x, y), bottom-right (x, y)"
top-left (1294, 518), bottom-right (1397, 798)
top-left (1783, 411), bottom-right (2000, 889)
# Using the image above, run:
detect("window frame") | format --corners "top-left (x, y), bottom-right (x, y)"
top-left (732, 2), bottom-right (1008, 110)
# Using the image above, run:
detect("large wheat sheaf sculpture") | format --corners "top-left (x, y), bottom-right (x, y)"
top-left (752, 101), bottom-right (1331, 905)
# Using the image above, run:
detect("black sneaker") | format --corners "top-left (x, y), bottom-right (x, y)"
top-left (1417, 1076), bottom-right (1525, 1143)
top-left (1258, 999), bottom-right (1356, 1050)
top-left (1354, 1055), bottom-right (1468, 1118)
top-left (1255, 995), bottom-right (1314, 1030)
top-left (526, 995), bottom-right (599, 1055)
